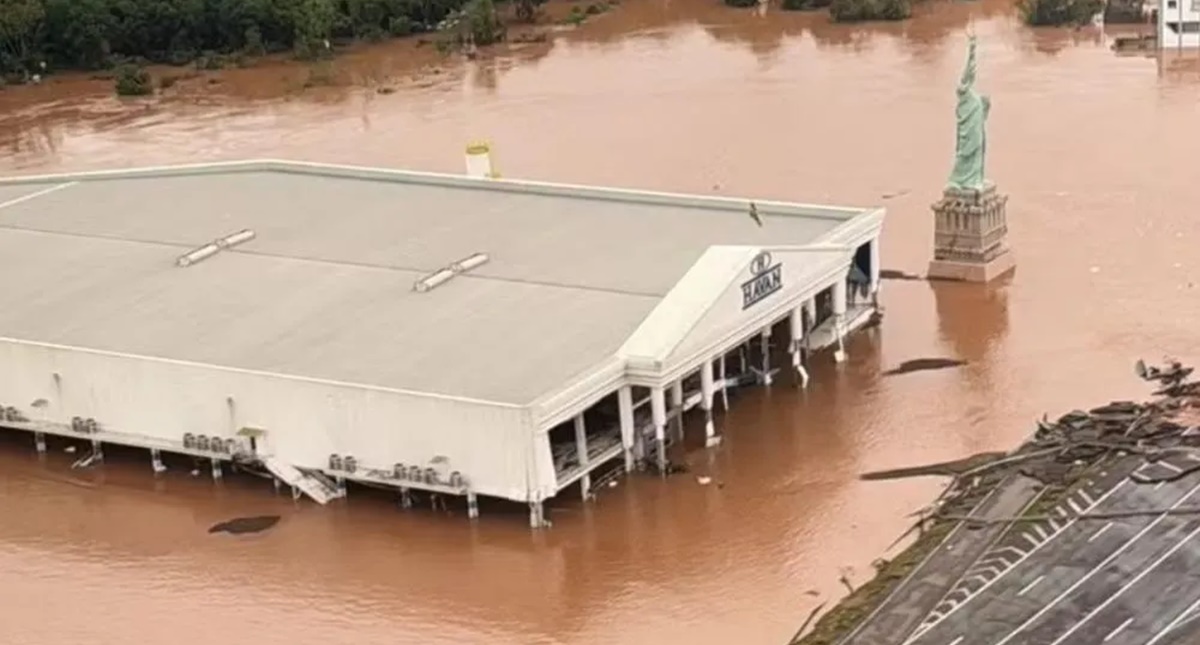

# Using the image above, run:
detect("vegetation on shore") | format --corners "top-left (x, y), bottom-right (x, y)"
top-left (0, 0), bottom-right (612, 95)
top-left (723, 0), bottom-right (910, 24)
top-left (725, 0), bottom-right (1109, 26)
top-left (1018, 0), bottom-right (1105, 26)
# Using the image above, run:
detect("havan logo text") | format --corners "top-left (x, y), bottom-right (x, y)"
top-left (740, 251), bottom-right (782, 310)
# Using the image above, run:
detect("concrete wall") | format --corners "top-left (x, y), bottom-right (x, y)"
top-left (0, 339), bottom-right (552, 502)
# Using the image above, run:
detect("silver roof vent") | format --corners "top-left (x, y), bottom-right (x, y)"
top-left (176, 229), bottom-right (256, 268)
top-left (216, 229), bottom-right (256, 249)
top-left (176, 243), bottom-right (221, 268)
top-left (413, 252), bottom-right (490, 293)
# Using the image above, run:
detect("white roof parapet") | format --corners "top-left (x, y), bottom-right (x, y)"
top-left (0, 159), bottom-right (873, 223)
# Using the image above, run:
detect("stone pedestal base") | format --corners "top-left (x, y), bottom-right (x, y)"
top-left (928, 248), bottom-right (1016, 283)
top-left (929, 181), bottom-right (1016, 284)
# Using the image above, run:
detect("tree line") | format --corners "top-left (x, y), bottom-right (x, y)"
top-left (722, 0), bottom-right (1109, 25)
top-left (0, 0), bottom-right (494, 80)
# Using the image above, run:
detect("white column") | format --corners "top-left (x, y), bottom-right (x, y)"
top-left (650, 386), bottom-right (668, 474)
top-left (789, 306), bottom-right (810, 389)
top-left (574, 413), bottom-right (590, 501)
top-left (466, 490), bottom-right (479, 519)
top-left (150, 448), bottom-right (164, 474)
top-left (833, 279), bottom-right (848, 363)
top-left (869, 238), bottom-right (881, 296)
top-left (718, 354), bottom-right (730, 410)
top-left (670, 380), bottom-right (684, 440)
top-left (210, 458), bottom-right (222, 480)
top-left (33, 432), bottom-right (45, 454)
top-left (91, 438), bottom-right (103, 462)
top-left (700, 359), bottom-right (720, 448)
top-left (617, 386), bottom-right (635, 472)
top-left (529, 500), bottom-right (547, 529)
top-left (760, 327), bottom-right (773, 386)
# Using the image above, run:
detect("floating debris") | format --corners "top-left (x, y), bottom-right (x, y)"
top-left (882, 358), bottom-right (967, 377)
top-left (860, 452), bottom-right (1007, 481)
top-left (208, 515), bottom-right (280, 535)
top-left (794, 359), bottom-right (1200, 645)
top-left (879, 269), bottom-right (923, 281)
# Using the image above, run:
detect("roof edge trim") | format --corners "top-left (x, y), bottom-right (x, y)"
top-left (0, 159), bottom-right (876, 222)
top-left (0, 336), bottom-right (524, 409)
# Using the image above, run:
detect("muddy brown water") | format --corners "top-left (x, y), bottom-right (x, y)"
top-left (2, 1), bottom-right (1199, 644)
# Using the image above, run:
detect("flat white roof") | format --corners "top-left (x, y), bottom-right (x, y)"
top-left (0, 160), bottom-right (874, 405)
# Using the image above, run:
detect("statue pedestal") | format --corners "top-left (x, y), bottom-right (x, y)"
top-left (927, 182), bottom-right (1015, 283)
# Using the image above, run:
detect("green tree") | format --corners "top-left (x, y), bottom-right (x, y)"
top-left (290, 0), bottom-right (337, 58)
top-left (464, 0), bottom-right (502, 45)
top-left (514, 0), bottom-right (546, 22)
top-left (113, 62), bottom-right (152, 94)
top-left (829, 0), bottom-right (910, 22)
top-left (1018, 0), bottom-right (1103, 26)
top-left (0, 0), bottom-right (498, 82)
top-left (0, 0), bottom-right (47, 76)
top-left (42, 0), bottom-right (114, 69)
top-left (781, 0), bottom-right (831, 10)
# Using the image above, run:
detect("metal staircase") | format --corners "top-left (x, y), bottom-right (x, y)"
top-left (262, 457), bottom-right (343, 504)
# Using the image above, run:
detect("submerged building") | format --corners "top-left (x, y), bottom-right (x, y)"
top-left (1159, 0), bottom-right (1200, 48)
top-left (0, 160), bottom-right (884, 527)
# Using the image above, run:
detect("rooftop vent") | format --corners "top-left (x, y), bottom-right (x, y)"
top-left (450, 252), bottom-right (490, 273)
top-left (412, 252), bottom-right (491, 293)
top-left (413, 268), bottom-right (456, 293)
top-left (216, 229), bottom-right (256, 250)
top-left (176, 243), bottom-right (220, 268)
top-left (176, 229), bottom-right (257, 268)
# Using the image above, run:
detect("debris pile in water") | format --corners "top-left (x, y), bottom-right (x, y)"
top-left (208, 515), bottom-right (280, 535)
top-left (791, 359), bottom-right (1200, 644)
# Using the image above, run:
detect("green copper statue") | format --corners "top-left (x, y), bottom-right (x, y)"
top-left (948, 35), bottom-right (990, 191)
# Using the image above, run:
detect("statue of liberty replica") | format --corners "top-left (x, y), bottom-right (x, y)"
top-left (927, 34), bottom-right (1015, 283)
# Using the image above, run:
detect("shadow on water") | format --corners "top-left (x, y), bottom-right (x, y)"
top-left (882, 357), bottom-right (968, 376)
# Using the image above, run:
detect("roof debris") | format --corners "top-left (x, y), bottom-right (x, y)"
top-left (792, 359), bottom-right (1200, 645)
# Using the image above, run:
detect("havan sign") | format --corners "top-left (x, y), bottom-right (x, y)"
top-left (740, 251), bottom-right (782, 310)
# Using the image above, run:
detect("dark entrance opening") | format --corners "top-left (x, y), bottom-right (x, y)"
top-left (850, 241), bottom-right (873, 305)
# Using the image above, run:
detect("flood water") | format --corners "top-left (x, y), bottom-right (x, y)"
top-left (2, 1), bottom-right (1199, 644)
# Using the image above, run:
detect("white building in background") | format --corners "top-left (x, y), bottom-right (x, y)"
top-left (0, 160), bottom-right (884, 527)
top-left (1159, 0), bottom-right (1200, 48)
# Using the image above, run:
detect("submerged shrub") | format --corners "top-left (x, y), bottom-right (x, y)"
top-left (1019, 0), bottom-right (1104, 25)
top-left (114, 64), bottom-right (153, 96)
top-left (782, 0), bottom-right (833, 10)
top-left (829, 0), bottom-right (911, 22)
